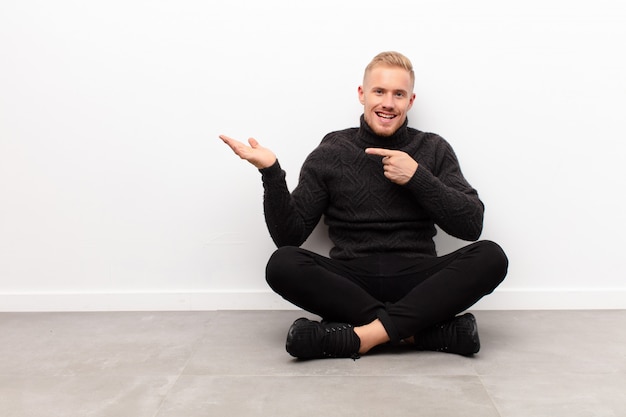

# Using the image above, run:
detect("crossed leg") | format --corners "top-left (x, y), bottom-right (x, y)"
top-left (266, 240), bottom-right (508, 357)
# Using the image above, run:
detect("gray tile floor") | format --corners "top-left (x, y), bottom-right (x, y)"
top-left (1, 310), bottom-right (625, 417)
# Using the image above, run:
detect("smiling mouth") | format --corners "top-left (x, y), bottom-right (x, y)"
top-left (376, 112), bottom-right (396, 120)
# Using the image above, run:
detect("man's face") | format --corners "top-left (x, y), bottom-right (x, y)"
top-left (358, 65), bottom-right (415, 137)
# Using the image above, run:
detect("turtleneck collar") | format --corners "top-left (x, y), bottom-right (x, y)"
top-left (356, 114), bottom-right (411, 148)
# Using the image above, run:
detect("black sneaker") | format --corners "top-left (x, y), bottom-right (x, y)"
top-left (414, 313), bottom-right (480, 356)
top-left (285, 318), bottom-right (361, 359)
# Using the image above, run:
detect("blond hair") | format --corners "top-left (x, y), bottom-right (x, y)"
top-left (364, 51), bottom-right (415, 88)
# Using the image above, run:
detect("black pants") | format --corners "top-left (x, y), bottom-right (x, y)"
top-left (265, 240), bottom-right (508, 344)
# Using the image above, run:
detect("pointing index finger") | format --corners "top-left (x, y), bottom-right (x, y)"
top-left (365, 148), bottom-right (395, 157)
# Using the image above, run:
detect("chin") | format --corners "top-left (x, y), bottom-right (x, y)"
top-left (374, 125), bottom-right (398, 137)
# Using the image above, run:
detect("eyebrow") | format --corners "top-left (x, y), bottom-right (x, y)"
top-left (372, 86), bottom-right (409, 95)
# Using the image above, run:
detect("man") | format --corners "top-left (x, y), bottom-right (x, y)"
top-left (220, 51), bottom-right (508, 360)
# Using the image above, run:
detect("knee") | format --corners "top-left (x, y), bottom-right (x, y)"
top-left (265, 246), bottom-right (300, 291)
top-left (480, 240), bottom-right (508, 270)
top-left (474, 240), bottom-right (509, 288)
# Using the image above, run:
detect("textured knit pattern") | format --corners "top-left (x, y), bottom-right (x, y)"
top-left (260, 115), bottom-right (484, 260)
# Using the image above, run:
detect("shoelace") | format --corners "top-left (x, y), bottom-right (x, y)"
top-left (415, 314), bottom-right (479, 355)
top-left (418, 321), bottom-right (458, 352)
top-left (321, 324), bottom-right (361, 359)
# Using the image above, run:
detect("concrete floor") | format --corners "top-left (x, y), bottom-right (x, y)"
top-left (1, 309), bottom-right (625, 417)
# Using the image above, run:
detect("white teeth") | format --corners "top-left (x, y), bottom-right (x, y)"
top-left (376, 112), bottom-right (395, 119)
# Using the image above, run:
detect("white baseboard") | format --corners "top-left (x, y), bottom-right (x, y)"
top-left (1, 289), bottom-right (625, 312)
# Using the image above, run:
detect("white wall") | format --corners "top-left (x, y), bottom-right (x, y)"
top-left (1, 0), bottom-right (625, 311)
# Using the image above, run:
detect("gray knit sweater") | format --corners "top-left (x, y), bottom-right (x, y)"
top-left (259, 115), bottom-right (484, 260)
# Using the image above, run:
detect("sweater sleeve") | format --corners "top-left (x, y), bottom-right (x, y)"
top-left (259, 157), bottom-right (328, 247)
top-left (404, 139), bottom-right (484, 241)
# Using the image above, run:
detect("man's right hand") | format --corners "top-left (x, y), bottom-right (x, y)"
top-left (219, 135), bottom-right (277, 169)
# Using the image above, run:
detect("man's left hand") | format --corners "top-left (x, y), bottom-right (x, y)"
top-left (365, 148), bottom-right (418, 185)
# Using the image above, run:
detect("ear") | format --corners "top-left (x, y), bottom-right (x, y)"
top-left (358, 85), bottom-right (365, 105)
top-left (407, 93), bottom-right (416, 110)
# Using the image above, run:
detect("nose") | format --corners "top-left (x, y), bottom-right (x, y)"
top-left (382, 92), bottom-right (394, 109)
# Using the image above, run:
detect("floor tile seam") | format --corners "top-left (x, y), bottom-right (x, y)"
top-left (477, 374), bottom-right (504, 417)
top-left (151, 329), bottom-right (213, 417)
top-left (476, 370), bottom-right (626, 378)
top-left (0, 372), bottom-right (185, 378)
top-left (311, 372), bottom-right (482, 378)
top-left (172, 373), bottom-right (483, 379)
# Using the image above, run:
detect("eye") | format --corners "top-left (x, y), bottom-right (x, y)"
top-left (374, 88), bottom-right (384, 95)
top-left (395, 91), bottom-right (406, 98)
